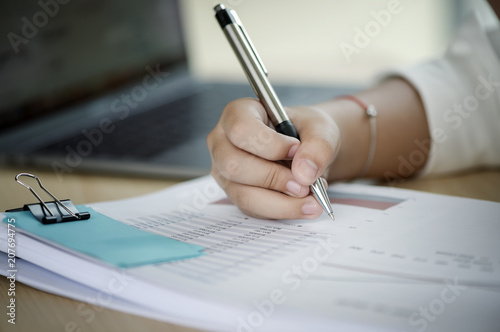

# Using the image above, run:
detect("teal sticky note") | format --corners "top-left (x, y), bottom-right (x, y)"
top-left (3, 206), bottom-right (204, 268)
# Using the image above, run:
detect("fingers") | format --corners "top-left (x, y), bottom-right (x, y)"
top-left (288, 106), bottom-right (340, 186)
top-left (221, 98), bottom-right (300, 161)
top-left (208, 124), bottom-right (309, 198)
top-left (211, 171), bottom-right (324, 220)
top-left (207, 98), bottom-right (339, 220)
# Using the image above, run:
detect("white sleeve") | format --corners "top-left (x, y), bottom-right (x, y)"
top-left (382, 6), bottom-right (500, 177)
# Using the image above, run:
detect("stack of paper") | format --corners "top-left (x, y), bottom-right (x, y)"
top-left (1, 176), bottom-right (500, 331)
top-left (5, 206), bottom-right (204, 267)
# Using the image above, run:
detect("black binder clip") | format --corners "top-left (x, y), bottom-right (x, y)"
top-left (7, 173), bottom-right (91, 224)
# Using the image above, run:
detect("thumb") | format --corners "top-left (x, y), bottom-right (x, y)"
top-left (288, 107), bottom-right (340, 185)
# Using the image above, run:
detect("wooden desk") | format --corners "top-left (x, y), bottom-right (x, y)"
top-left (1, 167), bottom-right (499, 332)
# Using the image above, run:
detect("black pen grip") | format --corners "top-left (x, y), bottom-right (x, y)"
top-left (275, 120), bottom-right (299, 140)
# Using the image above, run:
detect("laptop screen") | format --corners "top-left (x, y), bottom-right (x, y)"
top-left (0, 0), bottom-right (186, 132)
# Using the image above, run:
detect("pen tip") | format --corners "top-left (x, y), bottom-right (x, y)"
top-left (328, 212), bottom-right (335, 221)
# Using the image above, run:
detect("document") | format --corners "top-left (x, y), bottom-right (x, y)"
top-left (1, 176), bottom-right (499, 332)
top-left (3, 206), bottom-right (204, 267)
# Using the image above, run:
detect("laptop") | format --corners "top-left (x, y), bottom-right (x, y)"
top-left (0, 0), bottom-right (351, 179)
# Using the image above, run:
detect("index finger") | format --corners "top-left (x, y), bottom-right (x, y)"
top-left (221, 98), bottom-right (300, 161)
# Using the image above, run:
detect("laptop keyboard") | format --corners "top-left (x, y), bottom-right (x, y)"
top-left (32, 83), bottom-right (345, 163)
top-left (34, 85), bottom-right (249, 160)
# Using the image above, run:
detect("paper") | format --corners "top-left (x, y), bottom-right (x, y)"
top-left (1, 176), bottom-right (500, 332)
top-left (0, 252), bottom-right (186, 326)
top-left (2, 206), bottom-right (204, 268)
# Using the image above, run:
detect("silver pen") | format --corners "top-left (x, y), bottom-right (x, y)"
top-left (214, 4), bottom-right (335, 221)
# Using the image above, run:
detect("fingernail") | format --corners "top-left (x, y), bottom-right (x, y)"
top-left (287, 144), bottom-right (299, 159)
top-left (302, 200), bottom-right (319, 215)
top-left (298, 159), bottom-right (318, 180)
top-left (286, 179), bottom-right (303, 196)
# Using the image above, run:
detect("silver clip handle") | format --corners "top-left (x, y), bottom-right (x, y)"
top-left (15, 173), bottom-right (79, 219)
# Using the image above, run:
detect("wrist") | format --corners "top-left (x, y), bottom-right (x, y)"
top-left (314, 99), bottom-right (372, 181)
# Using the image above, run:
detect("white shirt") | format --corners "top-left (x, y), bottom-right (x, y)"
top-left (388, 1), bottom-right (500, 177)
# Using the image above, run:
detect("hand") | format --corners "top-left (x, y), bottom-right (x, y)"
top-left (207, 98), bottom-right (340, 220)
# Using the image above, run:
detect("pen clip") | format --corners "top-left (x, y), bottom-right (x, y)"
top-left (230, 10), bottom-right (268, 76)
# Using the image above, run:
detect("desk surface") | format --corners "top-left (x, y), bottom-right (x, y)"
top-left (1, 167), bottom-right (499, 332)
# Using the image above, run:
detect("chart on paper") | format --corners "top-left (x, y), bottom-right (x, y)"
top-left (104, 181), bottom-right (500, 289)
top-left (121, 210), bottom-right (334, 285)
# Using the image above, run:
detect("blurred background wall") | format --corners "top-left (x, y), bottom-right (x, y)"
top-left (181, 0), bottom-right (463, 87)
top-left (0, 0), bottom-right (470, 122)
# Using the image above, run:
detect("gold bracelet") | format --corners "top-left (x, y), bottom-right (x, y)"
top-left (336, 95), bottom-right (377, 178)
